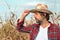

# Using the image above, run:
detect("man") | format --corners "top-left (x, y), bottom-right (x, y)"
top-left (17, 4), bottom-right (60, 40)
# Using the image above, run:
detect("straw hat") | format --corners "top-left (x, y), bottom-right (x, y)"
top-left (30, 3), bottom-right (53, 15)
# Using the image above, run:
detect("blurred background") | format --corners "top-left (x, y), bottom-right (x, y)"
top-left (0, 0), bottom-right (60, 40)
top-left (0, 0), bottom-right (60, 23)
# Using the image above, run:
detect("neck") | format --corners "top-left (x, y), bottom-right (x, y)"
top-left (40, 20), bottom-right (50, 28)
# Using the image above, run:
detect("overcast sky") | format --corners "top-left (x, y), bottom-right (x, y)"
top-left (0, 0), bottom-right (60, 22)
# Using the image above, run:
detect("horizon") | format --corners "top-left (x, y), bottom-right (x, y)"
top-left (0, 0), bottom-right (60, 23)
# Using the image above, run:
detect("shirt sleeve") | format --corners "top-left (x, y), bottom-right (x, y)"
top-left (16, 19), bottom-right (39, 40)
top-left (16, 19), bottom-right (33, 32)
top-left (16, 19), bottom-right (24, 31)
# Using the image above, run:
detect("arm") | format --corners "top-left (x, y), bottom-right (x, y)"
top-left (17, 19), bottom-right (24, 31)
top-left (16, 10), bottom-right (30, 31)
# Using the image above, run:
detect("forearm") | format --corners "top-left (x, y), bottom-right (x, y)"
top-left (17, 10), bottom-right (30, 31)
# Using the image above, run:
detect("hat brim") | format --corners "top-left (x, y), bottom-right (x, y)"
top-left (29, 9), bottom-right (53, 15)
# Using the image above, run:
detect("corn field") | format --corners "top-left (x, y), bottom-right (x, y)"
top-left (0, 21), bottom-right (30, 40)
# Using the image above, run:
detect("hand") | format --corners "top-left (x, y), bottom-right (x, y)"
top-left (20, 10), bottom-right (30, 20)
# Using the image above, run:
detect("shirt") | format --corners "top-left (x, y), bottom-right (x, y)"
top-left (17, 19), bottom-right (60, 40)
top-left (35, 24), bottom-right (50, 40)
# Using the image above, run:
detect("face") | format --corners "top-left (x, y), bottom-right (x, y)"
top-left (34, 12), bottom-right (45, 24)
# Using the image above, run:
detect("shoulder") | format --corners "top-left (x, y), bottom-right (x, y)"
top-left (51, 23), bottom-right (60, 28)
top-left (27, 23), bottom-right (40, 28)
top-left (53, 24), bottom-right (60, 29)
top-left (51, 23), bottom-right (60, 32)
top-left (24, 23), bottom-right (40, 30)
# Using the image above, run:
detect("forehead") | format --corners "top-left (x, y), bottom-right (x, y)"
top-left (33, 12), bottom-right (44, 15)
top-left (33, 12), bottom-right (40, 15)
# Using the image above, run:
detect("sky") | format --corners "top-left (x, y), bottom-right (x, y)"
top-left (0, 0), bottom-right (60, 23)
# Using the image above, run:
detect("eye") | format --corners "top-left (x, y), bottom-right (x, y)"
top-left (35, 12), bottom-right (37, 14)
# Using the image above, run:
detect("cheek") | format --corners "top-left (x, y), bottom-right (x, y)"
top-left (34, 15), bottom-right (38, 19)
top-left (34, 15), bottom-right (41, 20)
top-left (38, 15), bottom-right (42, 19)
